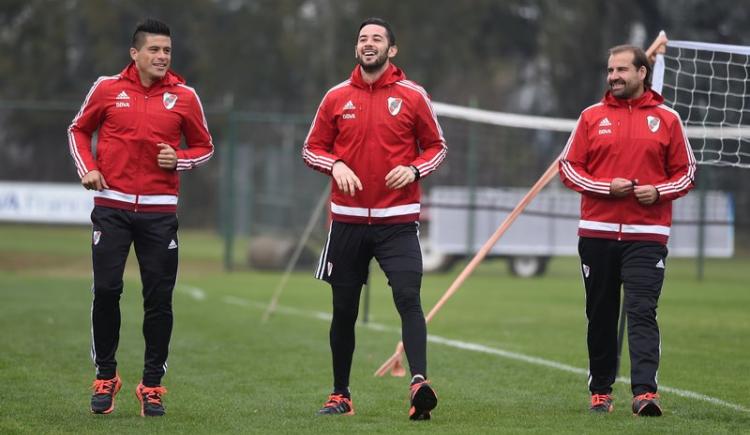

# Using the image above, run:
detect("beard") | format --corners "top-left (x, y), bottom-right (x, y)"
top-left (356, 50), bottom-right (389, 73)
top-left (609, 79), bottom-right (641, 99)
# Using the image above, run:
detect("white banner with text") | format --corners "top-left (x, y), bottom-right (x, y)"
top-left (0, 182), bottom-right (93, 224)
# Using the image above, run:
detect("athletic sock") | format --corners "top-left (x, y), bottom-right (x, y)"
top-left (333, 387), bottom-right (351, 399)
top-left (410, 374), bottom-right (426, 385)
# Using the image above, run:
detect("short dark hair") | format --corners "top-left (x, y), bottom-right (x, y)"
top-left (609, 44), bottom-right (652, 88)
top-left (358, 17), bottom-right (396, 46)
top-left (132, 18), bottom-right (171, 49)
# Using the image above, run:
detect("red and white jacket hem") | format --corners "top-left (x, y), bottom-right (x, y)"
top-left (578, 219), bottom-right (670, 244)
top-left (93, 189), bottom-right (178, 213)
top-left (330, 202), bottom-right (420, 224)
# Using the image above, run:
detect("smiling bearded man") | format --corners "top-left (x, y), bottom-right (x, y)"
top-left (302, 17), bottom-right (447, 420)
top-left (559, 44), bottom-right (696, 416)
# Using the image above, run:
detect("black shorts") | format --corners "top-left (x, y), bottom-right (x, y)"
top-left (315, 221), bottom-right (422, 286)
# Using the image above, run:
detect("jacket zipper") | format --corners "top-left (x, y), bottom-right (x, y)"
top-left (366, 84), bottom-right (374, 224)
top-left (135, 91), bottom-right (149, 213)
top-left (618, 103), bottom-right (633, 240)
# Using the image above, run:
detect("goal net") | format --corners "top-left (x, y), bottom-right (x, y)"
top-left (652, 38), bottom-right (750, 168)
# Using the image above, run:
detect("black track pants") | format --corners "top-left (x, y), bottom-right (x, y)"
top-left (90, 206), bottom-right (178, 387)
top-left (578, 237), bottom-right (667, 396)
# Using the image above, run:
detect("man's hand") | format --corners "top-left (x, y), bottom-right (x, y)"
top-left (635, 185), bottom-right (659, 205)
top-left (385, 165), bottom-right (417, 190)
top-left (157, 143), bottom-right (177, 170)
top-left (81, 170), bottom-right (109, 191)
top-left (610, 177), bottom-right (636, 197)
top-left (332, 161), bottom-right (363, 197)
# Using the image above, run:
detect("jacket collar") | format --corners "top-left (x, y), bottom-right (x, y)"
top-left (602, 88), bottom-right (664, 108)
top-left (119, 62), bottom-right (185, 90)
top-left (349, 63), bottom-right (405, 89)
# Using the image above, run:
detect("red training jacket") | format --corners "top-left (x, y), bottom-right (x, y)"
top-left (302, 63), bottom-right (447, 224)
top-left (68, 62), bottom-right (214, 213)
top-left (559, 89), bottom-right (696, 244)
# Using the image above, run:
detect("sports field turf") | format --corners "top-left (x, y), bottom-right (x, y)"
top-left (1, 224), bottom-right (748, 434)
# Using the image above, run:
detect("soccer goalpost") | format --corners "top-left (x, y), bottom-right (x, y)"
top-left (651, 32), bottom-right (750, 167)
top-left (375, 32), bottom-right (750, 376)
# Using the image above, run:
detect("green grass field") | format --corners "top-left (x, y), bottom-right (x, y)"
top-left (1, 224), bottom-right (748, 434)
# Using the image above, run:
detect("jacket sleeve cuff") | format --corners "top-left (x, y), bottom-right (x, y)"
top-left (653, 185), bottom-right (663, 203)
top-left (409, 165), bottom-right (420, 180)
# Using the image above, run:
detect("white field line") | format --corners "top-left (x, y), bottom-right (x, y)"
top-left (178, 285), bottom-right (207, 301)
top-left (218, 294), bottom-right (749, 414)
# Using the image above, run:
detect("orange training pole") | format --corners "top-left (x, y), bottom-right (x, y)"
top-left (375, 157), bottom-right (560, 376)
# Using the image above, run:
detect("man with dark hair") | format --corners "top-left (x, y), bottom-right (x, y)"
top-left (559, 44), bottom-right (696, 416)
top-left (303, 17), bottom-right (446, 420)
top-left (68, 18), bottom-right (213, 417)
top-left (132, 18), bottom-right (171, 48)
top-left (609, 44), bottom-right (653, 89)
top-left (358, 17), bottom-right (396, 46)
